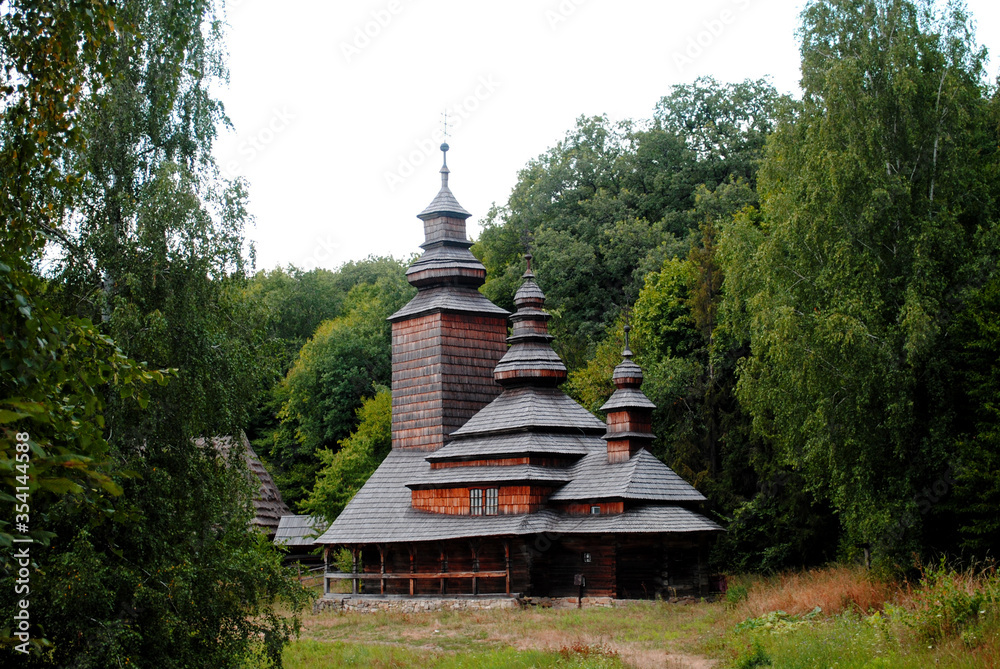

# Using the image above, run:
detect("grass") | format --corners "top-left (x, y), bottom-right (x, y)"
top-left (708, 561), bottom-right (1000, 668)
top-left (284, 600), bottom-right (719, 668)
top-left (276, 562), bottom-right (1000, 668)
top-left (285, 639), bottom-right (625, 668)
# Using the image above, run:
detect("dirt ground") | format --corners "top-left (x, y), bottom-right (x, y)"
top-left (297, 601), bottom-right (721, 668)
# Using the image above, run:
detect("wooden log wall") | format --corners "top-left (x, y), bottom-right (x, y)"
top-left (615, 536), bottom-right (664, 599)
top-left (527, 534), bottom-right (617, 598)
top-left (605, 409), bottom-right (652, 433)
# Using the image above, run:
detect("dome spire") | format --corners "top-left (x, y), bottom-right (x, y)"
top-left (622, 307), bottom-right (634, 361)
top-left (439, 141), bottom-right (450, 188)
top-left (492, 253), bottom-right (567, 386)
top-left (601, 307), bottom-right (655, 462)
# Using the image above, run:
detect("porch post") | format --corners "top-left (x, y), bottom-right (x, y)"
top-left (503, 540), bottom-right (511, 596)
top-left (378, 544), bottom-right (386, 595)
top-left (470, 541), bottom-right (480, 596)
top-left (322, 546), bottom-right (329, 595)
top-left (351, 546), bottom-right (360, 595)
top-left (408, 545), bottom-right (415, 596)
top-left (439, 543), bottom-right (448, 596)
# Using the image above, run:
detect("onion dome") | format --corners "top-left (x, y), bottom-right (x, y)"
top-left (391, 144), bottom-right (508, 322)
top-left (492, 254), bottom-right (567, 386)
top-left (403, 143), bottom-right (489, 289)
top-left (601, 323), bottom-right (655, 462)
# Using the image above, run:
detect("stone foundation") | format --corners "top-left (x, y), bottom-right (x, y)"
top-left (314, 595), bottom-right (520, 614)
top-left (520, 596), bottom-right (615, 609)
top-left (313, 594), bottom-right (710, 614)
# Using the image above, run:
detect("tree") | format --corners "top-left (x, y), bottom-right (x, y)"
top-left (2, 1), bottom-right (311, 665)
top-left (474, 79), bottom-right (784, 367)
top-left (721, 0), bottom-right (1000, 565)
top-left (264, 272), bottom-right (413, 506)
top-left (249, 255), bottom-right (413, 367)
top-left (301, 388), bottom-right (392, 522)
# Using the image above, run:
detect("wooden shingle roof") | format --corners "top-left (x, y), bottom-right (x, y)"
top-left (314, 449), bottom-right (721, 545)
top-left (389, 285), bottom-right (509, 321)
top-left (406, 464), bottom-right (574, 489)
top-left (274, 514), bottom-right (326, 547)
top-left (427, 433), bottom-right (592, 462)
top-left (450, 386), bottom-right (606, 437)
top-left (203, 433), bottom-right (291, 535)
top-left (549, 449), bottom-right (706, 503)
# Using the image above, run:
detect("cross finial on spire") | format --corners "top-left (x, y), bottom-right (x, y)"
top-left (441, 110), bottom-right (452, 141)
top-left (522, 228), bottom-right (534, 277)
top-left (438, 111), bottom-right (451, 187)
top-left (622, 305), bottom-right (633, 359)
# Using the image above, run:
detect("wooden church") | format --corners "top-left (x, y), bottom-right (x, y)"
top-left (315, 144), bottom-right (721, 600)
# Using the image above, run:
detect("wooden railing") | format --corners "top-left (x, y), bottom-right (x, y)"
top-left (325, 571), bottom-right (507, 580)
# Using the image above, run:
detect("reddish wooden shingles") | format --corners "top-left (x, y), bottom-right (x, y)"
top-left (411, 484), bottom-right (554, 515)
top-left (554, 501), bottom-right (625, 515)
top-left (606, 410), bottom-right (652, 433)
top-left (429, 456), bottom-right (569, 470)
top-left (392, 310), bottom-right (507, 451)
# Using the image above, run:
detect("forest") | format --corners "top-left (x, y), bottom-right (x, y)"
top-left (1, 0), bottom-right (998, 666)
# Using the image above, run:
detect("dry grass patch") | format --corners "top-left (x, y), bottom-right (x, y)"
top-left (730, 563), bottom-right (894, 618)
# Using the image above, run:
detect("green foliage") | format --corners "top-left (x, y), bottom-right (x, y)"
top-left (1, 1), bottom-right (311, 665)
top-left (0, 267), bottom-right (170, 549)
top-left (721, 0), bottom-right (1000, 563)
top-left (733, 640), bottom-right (772, 669)
top-left (726, 583), bottom-right (750, 607)
top-left (474, 79), bottom-right (785, 366)
top-left (265, 272), bottom-right (412, 504)
top-left (896, 560), bottom-right (999, 643)
top-left (945, 273), bottom-right (1000, 552)
top-left (250, 256), bottom-right (412, 368)
top-left (713, 475), bottom-right (840, 574)
top-left (301, 388), bottom-right (392, 522)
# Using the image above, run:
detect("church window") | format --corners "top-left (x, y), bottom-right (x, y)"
top-left (470, 488), bottom-right (483, 515)
top-left (485, 488), bottom-right (499, 515)
top-left (470, 488), bottom-right (499, 516)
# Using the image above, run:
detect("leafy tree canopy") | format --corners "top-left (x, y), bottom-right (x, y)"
top-left (721, 0), bottom-right (1000, 565)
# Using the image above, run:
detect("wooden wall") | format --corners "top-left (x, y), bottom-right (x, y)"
top-left (411, 485), bottom-right (555, 515)
top-left (355, 538), bottom-right (528, 596)
top-left (430, 456), bottom-right (572, 470)
top-left (525, 534), bottom-right (617, 598)
top-left (345, 532), bottom-right (713, 599)
top-left (553, 501), bottom-right (624, 515)
top-left (391, 312), bottom-right (507, 450)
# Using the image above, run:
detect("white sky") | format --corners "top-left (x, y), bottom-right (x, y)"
top-left (212, 0), bottom-right (1000, 273)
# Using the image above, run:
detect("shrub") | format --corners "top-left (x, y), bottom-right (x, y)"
top-left (895, 559), bottom-right (998, 642)
top-left (733, 640), bottom-right (771, 668)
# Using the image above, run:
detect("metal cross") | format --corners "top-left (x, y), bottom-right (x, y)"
top-left (522, 228), bottom-right (534, 273)
top-left (622, 305), bottom-right (633, 354)
top-left (441, 110), bottom-right (452, 141)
